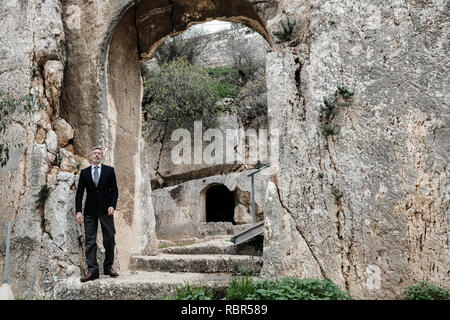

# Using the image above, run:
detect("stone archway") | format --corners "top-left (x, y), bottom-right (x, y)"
top-left (98, 0), bottom-right (271, 270)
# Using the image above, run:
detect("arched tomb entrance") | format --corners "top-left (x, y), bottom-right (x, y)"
top-left (205, 184), bottom-right (236, 223)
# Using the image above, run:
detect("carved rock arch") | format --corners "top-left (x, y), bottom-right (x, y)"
top-left (96, 0), bottom-right (272, 270)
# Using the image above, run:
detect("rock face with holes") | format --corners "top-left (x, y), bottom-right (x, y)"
top-left (0, 0), bottom-right (448, 300)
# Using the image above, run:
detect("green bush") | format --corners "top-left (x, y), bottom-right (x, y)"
top-left (331, 186), bottom-right (344, 202)
top-left (205, 66), bottom-right (240, 82)
top-left (35, 184), bottom-right (51, 207)
top-left (215, 83), bottom-right (238, 98)
top-left (225, 277), bottom-right (352, 300)
top-left (321, 123), bottom-right (340, 136)
top-left (205, 66), bottom-right (240, 98)
top-left (319, 85), bottom-right (354, 137)
top-left (404, 282), bottom-right (450, 300)
top-left (171, 283), bottom-right (213, 300)
top-left (337, 85), bottom-right (355, 99)
top-left (226, 277), bottom-right (256, 300)
top-left (272, 17), bottom-right (296, 42)
top-left (142, 58), bottom-right (226, 131)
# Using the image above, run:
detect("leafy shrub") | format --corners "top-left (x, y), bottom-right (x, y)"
top-left (35, 184), bottom-right (51, 207)
top-left (337, 85), bottom-right (355, 99)
top-left (206, 66), bottom-right (240, 83)
top-left (142, 58), bottom-right (227, 131)
top-left (272, 17), bottom-right (296, 42)
top-left (321, 123), bottom-right (340, 136)
top-left (331, 186), bottom-right (344, 202)
top-left (404, 282), bottom-right (450, 300)
top-left (321, 97), bottom-right (339, 119)
top-left (205, 66), bottom-right (241, 98)
top-left (215, 83), bottom-right (239, 98)
top-left (226, 277), bottom-right (256, 300)
top-left (171, 283), bottom-right (213, 300)
top-left (319, 85), bottom-right (354, 137)
top-left (225, 277), bottom-right (351, 300)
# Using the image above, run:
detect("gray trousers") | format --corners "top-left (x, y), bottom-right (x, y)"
top-left (84, 214), bottom-right (116, 274)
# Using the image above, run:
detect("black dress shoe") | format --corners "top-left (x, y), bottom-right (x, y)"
top-left (80, 272), bottom-right (99, 282)
top-left (104, 269), bottom-right (119, 277)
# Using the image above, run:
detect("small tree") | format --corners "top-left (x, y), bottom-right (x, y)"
top-left (272, 17), bottom-right (296, 42)
top-left (142, 58), bottom-right (227, 136)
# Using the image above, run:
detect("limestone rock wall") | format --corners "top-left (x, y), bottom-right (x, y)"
top-left (261, 0), bottom-right (449, 299)
top-left (0, 0), bottom-right (88, 298)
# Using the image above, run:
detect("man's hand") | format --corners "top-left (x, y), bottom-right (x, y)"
top-left (108, 207), bottom-right (115, 216)
top-left (76, 212), bottom-right (83, 224)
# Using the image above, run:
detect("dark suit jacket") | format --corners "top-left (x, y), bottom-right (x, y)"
top-left (75, 164), bottom-right (118, 216)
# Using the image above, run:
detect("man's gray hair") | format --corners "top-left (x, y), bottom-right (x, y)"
top-left (90, 146), bottom-right (103, 153)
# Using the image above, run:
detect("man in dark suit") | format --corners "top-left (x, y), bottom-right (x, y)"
top-left (75, 146), bottom-right (119, 282)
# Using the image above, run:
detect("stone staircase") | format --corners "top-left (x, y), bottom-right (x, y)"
top-left (55, 222), bottom-right (263, 300)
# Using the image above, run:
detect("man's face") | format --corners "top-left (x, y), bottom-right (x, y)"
top-left (90, 149), bottom-right (103, 164)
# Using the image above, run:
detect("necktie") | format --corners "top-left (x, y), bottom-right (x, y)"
top-left (94, 166), bottom-right (99, 187)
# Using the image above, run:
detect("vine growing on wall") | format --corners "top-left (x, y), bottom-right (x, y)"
top-left (272, 16), bottom-right (296, 42)
top-left (319, 85), bottom-right (355, 202)
top-left (319, 85), bottom-right (354, 137)
top-left (0, 92), bottom-right (44, 167)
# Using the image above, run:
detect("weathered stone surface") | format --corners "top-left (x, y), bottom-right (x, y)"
top-left (130, 254), bottom-right (262, 273)
top-left (145, 112), bottom-right (248, 186)
top-left (45, 130), bottom-right (58, 154)
top-left (28, 144), bottom-right (50, 187)
top-left (33, 0), bottom-right (65, 65)
top-left (234, 204), bottom-right (253, 225)
top-left (47, 166), bottom-right (61, 185)
top-left (35, 127), bottom-right (46, 144)
top-left (74, 155), bottom-right (90, 171)
top-left (59, 148), bottom-right (77, 173)
top-left (54, 118), bottom-right (74, 147)
top-left (54, 271), bottom-right (232, 300)
top-left (160, 238), bottom-right (236, 255)
top-left (43, 60), bottom-right (64, 117)
top-left (62, 144), bottom-right (75, 155)
top-left (0, 0), bottom-right (74, 299)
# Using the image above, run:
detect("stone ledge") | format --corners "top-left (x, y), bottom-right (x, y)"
top-left (54, 271), bottom-right (233, 300)
top-left (160, 238), bottom-right (236, 255)
top-left (130, 254), bottom-right (263, 274)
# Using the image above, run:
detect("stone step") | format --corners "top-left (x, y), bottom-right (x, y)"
top-left (130, 254), bottom-right (263, 274)
top-left (156, 223), bottom-right (253, 243)
top-left (159, 238), bottom-right (236, 255)
top-left (54, 271), bottom-right (233, 300)
top-left (192, 222), bottom-right (252, 238)
top-left (158, 235), bottom-right (232, 249)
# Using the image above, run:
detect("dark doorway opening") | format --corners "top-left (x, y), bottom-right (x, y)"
top-left (205, 184), bottom-right (235, 223)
